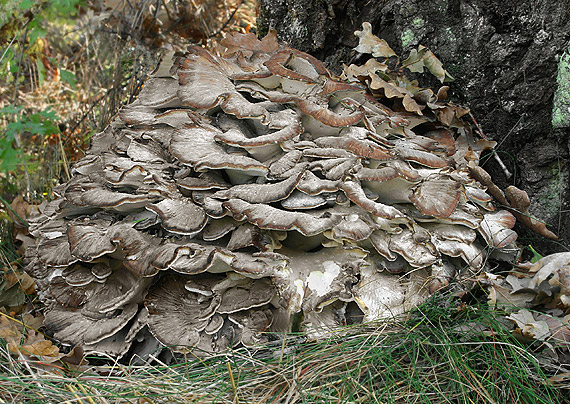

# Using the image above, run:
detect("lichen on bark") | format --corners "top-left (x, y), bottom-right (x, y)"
top-left (552, 44), bottom-right (570, 129)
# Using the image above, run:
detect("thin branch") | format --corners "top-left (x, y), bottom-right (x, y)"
top-left (208, 0), bottom-right (244, 38)
top-left (470, 112), bottom-right (513, 179)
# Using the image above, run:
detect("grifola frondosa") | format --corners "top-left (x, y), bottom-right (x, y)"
top-left (26, 25), bottom-right (546, 358)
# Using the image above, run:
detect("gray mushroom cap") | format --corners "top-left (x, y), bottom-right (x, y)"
top-left (170, 125), bottom-right (268, 175)
top-left (146, 198), bottom-right (208, 235)
top-left (145, 276), bottom-right (219, 351)
top-left (45, 303), bottom-right (138, 346)
top-left (217, 278), bottom-right (275, 314)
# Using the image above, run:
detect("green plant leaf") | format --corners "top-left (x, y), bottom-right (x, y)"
top-left (0, 105), bottom-right (24, 115)
top-left (0, 144), bottom-right (22, 172)
top-left (36, 58), bottom-right (46, 86)
top-left (528, 245), bottom-right (544, 263)
top-left (19, 0), bottom-right (33, 10)
top-left (29, 25), bottom-right (47, 45)
top-left (60, 68), bottom-right (77, 89)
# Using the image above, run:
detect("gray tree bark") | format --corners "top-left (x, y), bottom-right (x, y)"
top-left (258, 0), bottom-right (570, 254)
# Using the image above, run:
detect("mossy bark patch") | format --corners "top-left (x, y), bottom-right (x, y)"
top-left (552, 44), bottom-right (570, 129)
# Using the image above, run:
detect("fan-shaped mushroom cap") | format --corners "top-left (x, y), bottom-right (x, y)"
top-left (204, 313), bottom-right (225, 335)
top-left (389, 228), bottom-right (437, 268)
top-left (215, 109), bottom-right (303, 148)
top-left (431, 238), bottom-right (484, 270)
top-left (36, 236), bottom-right (76, 268)
top-left (61, 266), bottom-right (95, 287)
top-left (145, 276), bottom-right (218, 351)
top-left (146, 198), bottom-right (208, 235)
top-left (409, 177), bottom-right (462, 218)
top-left (202, 217), bottom-right (239, 241)
top-left (217, 278), bottom-right (275, 314)
top-left (132, 78), bottom-right (181, 108)
top-left (68, 223), bottom-right (117, 261)
top-left (479, 210), bottom-right (517, 248)
top-left (273, 246), bottom-right (368, 314)
top-left (45, 303), bottom-right (138, 346)
top-left (281, 190), bottom-right (329, 210)
top-left (228, 308), bottom-right (274, 347)
top-left (465, 186), bottom-right (494, 210)
top-left (177, 47), bottom-right (269, 121)
top-left (47, 263), bottom-right (151, 316)
top-left (145, 274), bottom-right (276, 353)
top-left (222, 199), bottom-right (340, 236)
top-left (353, 266), bottom-right (406, 321)
top-left (341, 179), bottom-right (405, 220)
top-left (211, 166), bottom-right (304, 204)
top-left (171, 126), bottom-right (268, 175)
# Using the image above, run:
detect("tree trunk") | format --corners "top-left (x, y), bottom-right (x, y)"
top-left (258, 0), bottom-right (570, 254)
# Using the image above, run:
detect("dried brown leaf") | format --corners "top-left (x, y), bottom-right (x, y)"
top-left (354, 22), bottom-right (397, 58)
top-left (221, 30), bottom-right (279, 58)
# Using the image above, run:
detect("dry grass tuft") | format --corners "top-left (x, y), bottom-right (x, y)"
top-left (1, 294), bottom-right (568, 403)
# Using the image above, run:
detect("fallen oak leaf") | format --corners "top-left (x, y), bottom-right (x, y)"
top-left (342, 58), bottom-right (389, 83)
top-left (401, 47), bottom-right (428, 73)
top-left (0, 310), bottom-right (45, 344)
top-left (507, 309), bottom-right (550, 341)
top-left (354, 22), bottom-right (397, 58)
top-left (221, 29), bottom-right (279, 58)
top-left (422, 47), bottom-right (454, 83)
top-left (505, 186), bottom-right (558, 241)
top-left (549, 372), bottom-right (570, 385)
top-left (469, 166), bottom-right (558, 240)
top-left (0, 314), bottom-right (21, 343)
top-left (401, 45), bottom-right (454, 83)
top-left (2, 267), bottom-right (35, 294)
top-left (10, 331), bottom-right (60, 360)
top-left (536, 313), bottom-right (570, 349)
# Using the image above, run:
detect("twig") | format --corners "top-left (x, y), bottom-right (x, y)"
top-left (10, 22), bottom-right (35, 198)
top-left (58, 133), bottom-right (71, 181)
top-left (0, 34), bottom-right (18, 64)
top-left (227, 361), bottom-right (240, 404)
top-left (469, 112), bottom-right (512, 179)
top-left (208, 0), bottom-right (244, 38)
top-left (492, 151), bottom-right (513, 180)
top-left (68, 73), bottom-right (134, 136)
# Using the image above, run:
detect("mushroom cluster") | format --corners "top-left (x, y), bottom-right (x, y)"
top-left (26, 27), bottom-right (529, 358)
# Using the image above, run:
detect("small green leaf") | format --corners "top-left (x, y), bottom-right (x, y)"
top-left (19, 0), bottom-right (33, 10)
top-left (0, 105), bottom-right (24, 115)
top-left (9, 59), bottom-right (18, 74)
top-left (60, 69), bottom-right (77, 89)
top-left (29, 26), bottom-right (47, 45)
top-left (0, 144), bottom-right (22, 172)
top-left (528, 245), bottom-right (543, 263)
top-left (36, 58), bottom-right (46, 86)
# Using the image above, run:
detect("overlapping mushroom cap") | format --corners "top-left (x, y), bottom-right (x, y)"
top-left (25, 26), bottom-right (534, 359)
